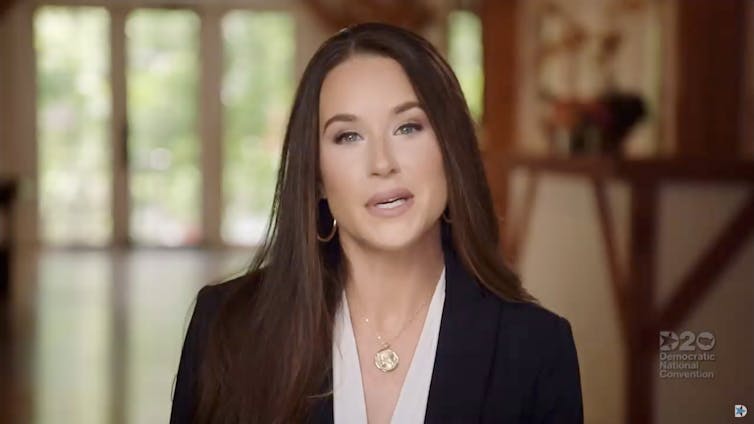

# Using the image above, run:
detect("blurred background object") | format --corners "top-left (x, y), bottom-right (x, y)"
top-left (0, 0), bottom-right (752, 423)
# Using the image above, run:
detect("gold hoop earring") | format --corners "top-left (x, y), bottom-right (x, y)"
top-left (317, 218), bottom-right (337, 242)
top-left (442, 208), bottom-right (452, 224)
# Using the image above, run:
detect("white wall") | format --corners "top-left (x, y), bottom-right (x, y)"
top-left (507, 169), bottom-right (754, 423)
top-left (654, 183), bottom-right (753, 423)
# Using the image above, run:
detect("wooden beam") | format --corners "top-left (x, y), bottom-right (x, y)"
top-left (626, 180), bottom-right (658, 424)
top-left (674, 0), bottom-right (748, 158)
top-left (658, 191), bottom-right (754, 330)
top-left (111, 7), bottom-right (129, 247)
top-left (303, 0), bottom-right (432, 31)
top-left (481, 0), bottom-right (519, 247)
top-left (199, 6), bottom-right (223, 247)
top-left (744, 0), bottom-right (754, 157)
top-left (0, 0), bottom-right (17, 18)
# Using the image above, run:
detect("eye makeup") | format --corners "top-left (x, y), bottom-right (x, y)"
top-left (332, 121), bottom-right (425, 144)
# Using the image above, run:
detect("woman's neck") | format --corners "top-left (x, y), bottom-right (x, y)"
top-left (340, 224), bottom-right (445, 332)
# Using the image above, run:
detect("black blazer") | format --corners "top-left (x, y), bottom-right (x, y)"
top-left (171, 245), bottom-right (584, 423)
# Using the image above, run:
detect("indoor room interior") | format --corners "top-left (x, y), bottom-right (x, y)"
top-left (1, 0), bottom-right (753, 423)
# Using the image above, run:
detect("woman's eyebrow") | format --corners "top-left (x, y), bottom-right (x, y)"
top-left (321, 100), bottom-right (423, 134)
top-left (322, 113), bottom-right (357, 135)
top-left (392, 100), bottom-right (422, 114)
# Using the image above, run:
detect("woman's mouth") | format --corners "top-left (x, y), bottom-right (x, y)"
top-left (366, 190), bottom-right (415, 218)
top-left (375, 197), bottom-right (408, 209)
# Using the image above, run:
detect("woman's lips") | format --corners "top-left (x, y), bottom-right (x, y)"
top-left (366, 188), bottom-right (414, 207)
top-left (365, 188), bottom-right (414, 218)
top-left (366, 195), bottom-right (414, 218)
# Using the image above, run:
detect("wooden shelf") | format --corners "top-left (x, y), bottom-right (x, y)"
top-left (503, 155), bottom-right (754, 182)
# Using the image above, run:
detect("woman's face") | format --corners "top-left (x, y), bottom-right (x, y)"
top-left (318, 54), bottom-right (447, 251)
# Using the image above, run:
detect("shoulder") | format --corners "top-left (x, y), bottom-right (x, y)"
top-left (482, 297), bottom-right (583, 421)
top-left (181, 270), bottom-right (263, 355)
top-left (170, 270), bottom-right (262, 417)
top-left (177, 272), bottom-right (255, 361)
top-left (193, 269), bottom-right (263, 321)
top-left (195, 273), bottom-right (245, 310)
top-left (495, 298), bottom-right (574, 346)
top-left (488, 300), bottom-right (574, 365)
top-left (485, 294), bottom-right (579, 376)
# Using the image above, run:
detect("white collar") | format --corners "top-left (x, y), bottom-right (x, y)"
top-left (332, 267), bottom-right (446, 423)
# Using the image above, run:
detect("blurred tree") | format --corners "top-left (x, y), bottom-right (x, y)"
top-left (448, 10), bottom-right (483, 124)
top-left (36, 6), bottom-right (111, 246)
top-left (127, 9), bottom-right (200, 246)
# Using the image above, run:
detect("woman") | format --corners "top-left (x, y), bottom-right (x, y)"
top-left (171, 22), bottom-right (583, 423)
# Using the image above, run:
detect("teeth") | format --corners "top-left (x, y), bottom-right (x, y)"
top-left (375, 198), bottom-right (406, 209)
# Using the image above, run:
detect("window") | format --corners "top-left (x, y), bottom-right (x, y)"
top-left (221, 11), bottom-right (294, 246)
top-left (448, 10), bottom-right (483, 123)
top-left (35, 6), bottom-right (111, 246)
top-left (126, 9), bottom-right (201, 246)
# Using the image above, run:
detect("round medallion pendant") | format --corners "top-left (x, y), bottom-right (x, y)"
top-left (374, 347), bottom-right (399, 372)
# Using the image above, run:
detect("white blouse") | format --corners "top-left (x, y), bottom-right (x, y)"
top-left (332, 267), bottom-right (447, 424)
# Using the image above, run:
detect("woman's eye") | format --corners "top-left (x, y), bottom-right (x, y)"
top-left (334, 132), bottom-right (361, 144)
top-left (396, 123), bottom-right (423, 136)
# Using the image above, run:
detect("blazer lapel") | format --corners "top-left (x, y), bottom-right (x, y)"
top-left (308, 242), bottom-right (501, 424)
top-left (423, 243), bottom-right (502, 423)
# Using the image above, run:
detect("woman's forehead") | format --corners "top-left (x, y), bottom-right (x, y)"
top-left (319, 55), bottom-right (419, 120)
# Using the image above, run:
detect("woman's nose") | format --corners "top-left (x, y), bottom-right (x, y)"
top-left (368, 135), bottom-right (399, 176)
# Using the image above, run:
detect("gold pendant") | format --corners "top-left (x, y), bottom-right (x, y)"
top-left (374, 347), bottom-right (399, 372)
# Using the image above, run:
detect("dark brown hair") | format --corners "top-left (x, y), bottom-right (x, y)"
top-left (196, 22), bottom-right (534, 423)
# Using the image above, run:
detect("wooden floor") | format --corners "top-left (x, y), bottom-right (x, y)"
top-left (1, 247), bottom-right (251, 424)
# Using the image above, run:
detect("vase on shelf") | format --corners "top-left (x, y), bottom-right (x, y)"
top-left (544, 91), bottom-right (646, 157)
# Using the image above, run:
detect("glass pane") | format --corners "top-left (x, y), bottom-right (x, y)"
top-left (221, 11), bottom-right (295, 246)
top-left (127, 10), bottom-right (200, 246)
top-left (448, 10), bottom-right (484, 123)
top-left (35, 6), bottom-right (111, 246)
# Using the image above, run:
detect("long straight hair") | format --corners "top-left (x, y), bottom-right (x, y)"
top-left (196, 22), bottom-right (535, 423)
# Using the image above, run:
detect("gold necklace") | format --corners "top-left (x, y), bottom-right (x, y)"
top-left (348, 288), bottom-right (432, 373)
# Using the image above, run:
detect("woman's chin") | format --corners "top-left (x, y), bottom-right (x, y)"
top-left (368, 237), bottom-right (417, 252)
top-left (362, 226), bottom-right (437, 252)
